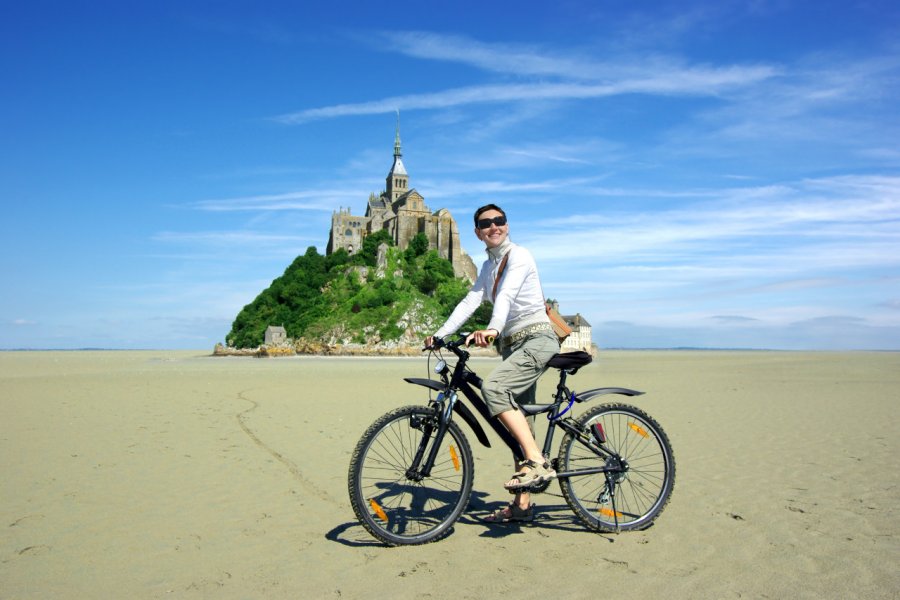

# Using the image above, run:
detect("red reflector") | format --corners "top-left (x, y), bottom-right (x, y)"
top-left (591, 423), bottom-right (606, 444)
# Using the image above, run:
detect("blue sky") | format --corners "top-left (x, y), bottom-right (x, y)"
top-left (2, 0), bottom-right (898, 350)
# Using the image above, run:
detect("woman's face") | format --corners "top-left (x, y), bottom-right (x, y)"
top-left (474, 209), bottom-right (509, 249)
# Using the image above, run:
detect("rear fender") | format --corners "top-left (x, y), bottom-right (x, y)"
top-left (576, 387), bottom-right (644, 403)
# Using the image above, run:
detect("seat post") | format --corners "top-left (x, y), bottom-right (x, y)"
top-left (556, 368), bottom-right (569, 398)
top-left (541, 368), bottom-right (572, 457)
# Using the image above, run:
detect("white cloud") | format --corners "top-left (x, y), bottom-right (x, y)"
top-left (152, 231), bottom-right (311, 246)
top-left (375, 30), bottom-right (597, 79)
top-left (190, 190), bottom-right (353, 212)
top-left (274, 67), bottom-right (776, 124)
top-left (523, 175), bottom-right (900, 264)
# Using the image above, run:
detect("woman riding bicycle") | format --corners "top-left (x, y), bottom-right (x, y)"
top-left (426, 203), bottom-right (559, 523)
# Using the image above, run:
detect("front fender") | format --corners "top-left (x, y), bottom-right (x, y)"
top-left (404, 377), bottom-right (444, 392)
top-left (576, 387), bottom-right (644, 403)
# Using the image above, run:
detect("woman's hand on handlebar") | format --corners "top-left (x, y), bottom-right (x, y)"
top-left (465, 329), bottom-right (498, 348)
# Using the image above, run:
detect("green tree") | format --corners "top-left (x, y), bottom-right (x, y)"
top-left (225, 242), bottom-right (477, 349)
top-left (434, 277), bottom-right (470, 311)
top-left (412, 250), bottom-right (455, 295)
top-left (359, 229), bottom-right (394, 267)
top-left (404, 232), bottom-right (429, 262)
top-left (226, 246), bottom-right (334, 347)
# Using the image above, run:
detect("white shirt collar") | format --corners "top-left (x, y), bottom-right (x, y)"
top-left (487, 238), bottom-right (512, 262)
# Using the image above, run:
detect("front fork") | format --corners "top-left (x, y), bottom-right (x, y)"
top-left (405, 392), bottom-right (456, 481)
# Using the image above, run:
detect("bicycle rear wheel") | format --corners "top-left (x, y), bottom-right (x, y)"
top-left (348, 405), bottom-right (474, 545)
top-left (558, 403), bottom-right (675, 532)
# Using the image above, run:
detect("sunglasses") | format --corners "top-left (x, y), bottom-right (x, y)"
top-left (476, 215), bottom-right (507, 229)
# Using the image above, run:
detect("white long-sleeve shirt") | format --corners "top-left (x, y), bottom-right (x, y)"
top-left (434, 239), bottom-right (549, 339)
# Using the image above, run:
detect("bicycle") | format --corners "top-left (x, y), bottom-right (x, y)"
top-left (347, 333), bottom-right (675, 546)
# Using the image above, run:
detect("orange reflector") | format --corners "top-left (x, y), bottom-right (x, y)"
top-left (629, 423), bottom-right (649, 438)
top-left (599, 507), bottom-right (623, 518)
top-left (369, 499), bottom-right (388, 522)
top-left (449, 444), bottom-right (460, 471)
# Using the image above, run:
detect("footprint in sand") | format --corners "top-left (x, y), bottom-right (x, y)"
top-left (9, 514), bottom-right (44, 527)
top-left (17, 545), bottom-right (51, 556)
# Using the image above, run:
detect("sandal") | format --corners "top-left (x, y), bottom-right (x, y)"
top-left (483, 502), bottom-right (534, 523)
top-left (503, 459), bottom-right (557, 491)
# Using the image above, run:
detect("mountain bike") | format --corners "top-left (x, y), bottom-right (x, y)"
top-left (347, 333), bottom-right (675, 546)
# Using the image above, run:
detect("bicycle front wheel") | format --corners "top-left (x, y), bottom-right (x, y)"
top-left (348, 405), bottom-right (474, 545)
top-left (558, 403), bottom-right (675, 532)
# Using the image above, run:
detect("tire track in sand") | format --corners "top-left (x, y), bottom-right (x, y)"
top-left (235, 390), bottom-right (340, 506)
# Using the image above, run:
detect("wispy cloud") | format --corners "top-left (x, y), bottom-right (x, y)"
top-left (373, 30), bottom-right (605, 79)
top-left (524, 175), bottom-right (900, 270)
top-left (152, 231), bottom-right (311, 246)
top-left (275, 73), bottom-right (775, 123)
top-left (419, 175), bottom-right (605, 199)
top-left (681, 53), bottom-right (900, 147)
top-left (376, 30), bottom-right (776, 84)
top-left (190, 190), bottom-right (351, 212)
top-left (274, 30), bottom-right (777, 124)
top-left (710, 315), bottom-right (759, 323)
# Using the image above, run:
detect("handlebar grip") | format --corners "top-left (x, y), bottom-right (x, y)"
top-left (486, 335), bottom-right (495, 344)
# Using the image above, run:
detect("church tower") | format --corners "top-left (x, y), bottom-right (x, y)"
top-left (385, 114), bottom-right (408, 201)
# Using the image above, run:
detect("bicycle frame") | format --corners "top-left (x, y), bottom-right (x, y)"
top-left (403, 337), bottom-right (644, 481)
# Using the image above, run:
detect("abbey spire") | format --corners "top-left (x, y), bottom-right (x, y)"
top-left (386, 111), bottom-right (408, 200)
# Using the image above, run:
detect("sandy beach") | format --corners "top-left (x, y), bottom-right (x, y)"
top-left (1, 350), bottom-right (897, 599)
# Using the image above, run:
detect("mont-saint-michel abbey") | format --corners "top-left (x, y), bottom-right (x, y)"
top-left (326, 126), bottom-right (478, 283)
top-left (324, 124), bottom-right (593, 353)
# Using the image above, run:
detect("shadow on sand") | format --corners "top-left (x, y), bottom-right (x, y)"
top-left (326, 490), bottom-right (617, 547)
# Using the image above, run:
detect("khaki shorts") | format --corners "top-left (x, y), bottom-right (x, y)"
top-left (481, 329), bottom-right (560, 418)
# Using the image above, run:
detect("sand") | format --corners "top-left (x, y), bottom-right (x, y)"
top-left (1, 350), bottom-right (897, 599)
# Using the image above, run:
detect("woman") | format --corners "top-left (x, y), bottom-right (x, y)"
top-left (426, 203), bottom-right (559, 523)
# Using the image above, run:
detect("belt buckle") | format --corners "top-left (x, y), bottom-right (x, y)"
top-left (503, 325), bottom-right (531, 349)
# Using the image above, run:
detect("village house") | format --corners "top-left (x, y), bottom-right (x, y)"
top-left (562, 314), bottom-right (593, 352)
top-left (264, 325), bottom-right (287, 346)
top-left (549, 301), bottom-right (593, 353)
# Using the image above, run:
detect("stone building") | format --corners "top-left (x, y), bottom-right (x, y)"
top-left (549, 301), bottom-right (594, 353)
top-left (264, 325), bottom-right (287, 345)
top-left (562, 314), bottom-right (593, 352)
top-left (326, 124), bottom-right (477, 282)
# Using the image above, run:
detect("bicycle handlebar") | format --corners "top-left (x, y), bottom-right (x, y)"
top-left (425, 332), bottom-right (496, 355)
top-left (424, 333), bottom-right (468, 353)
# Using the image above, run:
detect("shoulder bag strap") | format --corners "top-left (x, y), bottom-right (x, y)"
top-left (491, 252), bottom-right (510, 302)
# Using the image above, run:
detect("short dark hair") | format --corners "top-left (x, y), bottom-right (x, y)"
top-left (473, 203), bottom-right (506, 226)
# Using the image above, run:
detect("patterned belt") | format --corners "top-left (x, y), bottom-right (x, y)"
top-left (501, 322), bottom-right (553, 349)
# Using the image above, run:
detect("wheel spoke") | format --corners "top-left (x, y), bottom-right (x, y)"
top-left (349, 406), bottom-right (474, 545)
top-left (557, 404), bottom-right (675, 532)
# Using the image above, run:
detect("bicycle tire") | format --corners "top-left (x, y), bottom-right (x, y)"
top-left (558, 403), bottom-right (675, 532)
top-left (348, 405), bottom-right (474, 546)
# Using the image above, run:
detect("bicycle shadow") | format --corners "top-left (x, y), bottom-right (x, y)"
top-left (325, 489), bottom-right (495, 547)
top-left (326, 490), bottom-right (616, 547)
top-left (463, 490), bottom-right (618, 542)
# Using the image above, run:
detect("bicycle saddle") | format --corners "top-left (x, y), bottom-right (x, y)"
top-left (547, 351), bottom-right (593, 371)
